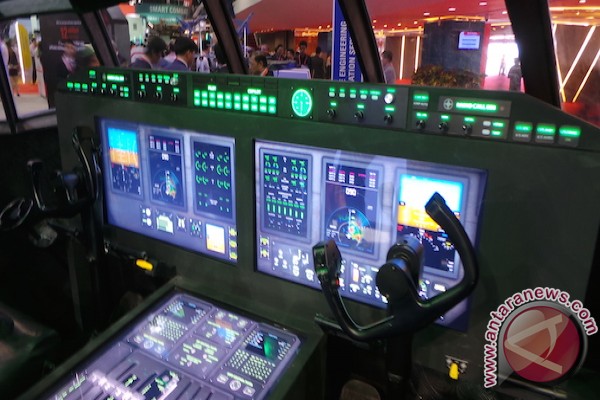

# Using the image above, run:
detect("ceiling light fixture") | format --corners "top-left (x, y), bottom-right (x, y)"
top-left (449, 7), bottom-right (456, 12)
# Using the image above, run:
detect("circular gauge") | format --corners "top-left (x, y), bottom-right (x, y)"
top-left (291, 88), bottom-right (313, 118)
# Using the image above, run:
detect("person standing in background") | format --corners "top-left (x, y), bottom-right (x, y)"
top-left (7, 41), bottom-right (20, 96)
top-left (381, 50), bottom-right (396, 84)
top-left (508, 58), bottom-right (522, 91)
top-left (30, 38), bottom-right (37, 83)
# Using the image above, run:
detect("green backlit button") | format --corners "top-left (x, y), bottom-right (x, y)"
top-left (201, 100), bottom-right (208, 107)
top-left (209, 100), bottom-right (216, 108)
top-left (268, 96), bottom-right (276, 105)
top-left (225, 93), bottom-right (232, 101)
top-left (268, 106), bottom-right (276, 114)
top-left (225, 102), bottom-right (232, 109)
top-left (260, 105), bottom-right (267, 113)
top-left (291, 88), bottom-right (313, 118)
top-left (67, 82), bottom-right (74, 89)
top-left (251, 104), bottom-right (259, 112)
top-left (558, 125), bottom-right (581, 147)
top-left (242, 104), bottom-right (250, 111)
top-left (535, 123), bottom-right (556, 144)
top-left (513, 121), bottom-right (533, 142)
top-left (234, 103), bottom-right (241, 110)
top-left (194, 99), bottom-right (201, 106)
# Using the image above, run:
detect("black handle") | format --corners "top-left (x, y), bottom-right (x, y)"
top-left (313, 192), bottom-right (479, 341)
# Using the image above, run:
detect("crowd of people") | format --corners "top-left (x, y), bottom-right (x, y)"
top-left (125, 36), bottom-right (337, 79)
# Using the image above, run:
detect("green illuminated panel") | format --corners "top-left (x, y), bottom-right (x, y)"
top-left (515, 122), bottom-right (533, 133)
top-left (559, 126), bottom-right (581, 138)
top-left (416, 112), bottom-right (428, 119)
top-left (536, 124), bottom-right (556, 135)
top-left (67, 82), bottom-right (74, 89)
top-left (330, 101), bottom-right (338, 107)
top-left (492, 121), bottom-right (505, 128)
top-left (441, 115), bottom-right (450, 121)
top-left (464, 116), bottom-right (476, 123)
top-left (357, 104), bottom-right (365, 110)
top-left (208, 85), bottom-right (217, 91)
top-left (413, 92), bottom-right (429, 102)
top-left (248, 88), bottom-right (262, 95)
top-left (89, 70), bottom-right (96, 78)
top-left (455, 101), bottom-right (498, 112)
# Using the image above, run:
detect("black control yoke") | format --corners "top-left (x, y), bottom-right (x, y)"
top-left (312, 192), bottom-right (478, 341)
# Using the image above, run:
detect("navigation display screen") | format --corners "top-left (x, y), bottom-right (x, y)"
top-left (256, 141), bottom-right (486, 330)
top-left (100, 118), bottom-right (237, 263)
top-left (37, 291), bottom-right (300, 400)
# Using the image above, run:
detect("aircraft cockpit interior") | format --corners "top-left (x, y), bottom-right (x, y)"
top-left (0, 1), bottom-right (599, 400)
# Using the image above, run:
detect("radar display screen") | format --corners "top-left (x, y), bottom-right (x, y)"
top-left (100, 118), bottom-right (237, 263)
top-left (148, 134), bottom-right (185, 207)
top-left (260, 150), bottom-right (310, 238)
top-left (397, 174), bottom-right (465, 278)
top-left (106, 123), bottom-right (142, 196)
top-left (255, 140), bottom-right (486, 329)
top-left (193, 141), bottom-right (233, 219)
top-left (323, 161), bottom-right (381, 256)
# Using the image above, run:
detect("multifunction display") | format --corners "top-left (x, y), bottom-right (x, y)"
top-left (101, 118), bottom-right (237, 262)
top-left (39, 292), bottom-right (300, 400)
top-left (256, 141), bottom-right (486, 329)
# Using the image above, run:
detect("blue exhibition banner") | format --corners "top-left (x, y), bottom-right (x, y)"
top-left (332, 0), bottom-right (362, 82)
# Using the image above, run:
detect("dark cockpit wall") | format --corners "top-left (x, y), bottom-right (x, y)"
top-left (1, 1), bottom-right (600, 400)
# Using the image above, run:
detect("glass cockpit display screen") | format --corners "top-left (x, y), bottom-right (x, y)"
top-left (100, 118), bottom-right (237, 263)
top-left (256, 141), bottom-right (486, 329)
top-left (38, 291), bottom-right (300, 400)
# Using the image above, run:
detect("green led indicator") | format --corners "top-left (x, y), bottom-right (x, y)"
top-left (268, 96), bottom-right (276, 105)
top-left (250, 95), bottom-right (258, 103)
top-left (164, 75), bottom-right (170, 81)
top-left (225, 93), bottom-right (232, 101)
top-left (234, 94), bottom-right (241, 101)
top-left (209, 101), bottom-right (216, 108)
top-left (208, 85), bottom-right (217, 91)
top-left (247, 88), bottom-right (262, 95)
top-left (515, 122), bottom-right (533, 132)
top-left (385, 106), bottom-right (395, 112)
top-left (537, 124), bottom-right (556, 135)
top-left (464, 116), bottom-right (476, 123)
top-left (242, 104), bottom-right (249, 111)
top-left (225, 102), bottom-right (232, 109)
top-left (140, 84), bottom-right (146, 90)
top-left (111, 84), bottom-right (117, 90)
top-left (67, 82), bottom-right (74, 89)
top-left (202, 100), bottom-right (209, 107)
top-left (194, 90), bottom-right (200, 98)
top-left (291, 88), bottom-right (313, 118)
top-left (89, 70), bottom-right (96, 78)
top-left (268, 106), bottom-right (276, 114)
top-left (234, 103), bottom-right (241, 110)
top-left (416, 112), bottom-right (428, 119)
top-left (370, 90), bottom-right (382, 96)
top-left (260, 97), bottom-right (267, 104)
top-left (330, 101), bottom-right (338, 107)
top-left (74, 83), bottom-right (81, 90)
top-left (387, 88), bottom-right (397, 93)
top-left (202, 91), bottom-right (208, 98)
top-left (82, 84), bottom-right (89, 90)
top-left (260, 105), bottom-right (268, 113)
top-left (357, 103), bottom-right (365, 110)
top-left (492, 121), bottom-right (505, 128)
top-left (491, 130), bottom-right (503, 137)
top-left (217, 92), bottom-right (224, 100)
top-left (209, 92), bottom-right (216, 100)
top-left (91, 82), bottom-right (98, 88)
top-left (441, 114), bottom-right (450, 121)
top-left (456, 101), bottom-right (498, 112)
top-left (156, 86), bottom-right (162, 92)
top-left (413, 92), bottom-right (429, 102)
top-left (217, 101), bottom-right (224, 109)
top-left (559, 126), bottom-right (581, 138)
top-left (194, 99), bottom-right (201, 106)
top-left (251, 104), bottom-right (259, 112)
